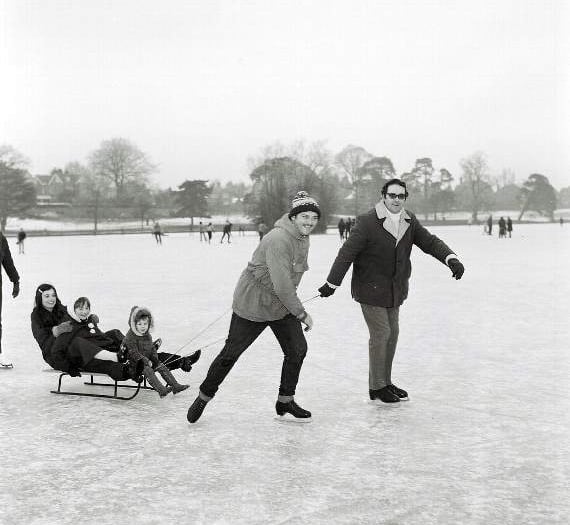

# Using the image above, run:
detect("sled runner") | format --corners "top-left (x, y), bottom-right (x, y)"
top-left (45, 369), bottom-right (153, 400)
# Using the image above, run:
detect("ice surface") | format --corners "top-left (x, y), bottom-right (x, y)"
top-left (1, 224), bottom-right (569, 524)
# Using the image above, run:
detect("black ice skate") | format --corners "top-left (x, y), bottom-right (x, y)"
top-left (0, 358), bottom-right (14, 369)
top-left (369, 386), bottom-right (400, 403)
top-left (275, 400), bottom-right (312, 423)
top-left (386, 384), bottom-right (409, 401)
top-left (187, 396), bottom-right (209, 423)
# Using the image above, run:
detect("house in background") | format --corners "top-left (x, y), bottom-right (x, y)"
top-left (32, 170), bottom-right (86, 203)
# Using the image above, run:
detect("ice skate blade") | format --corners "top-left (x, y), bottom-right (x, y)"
top-left (368, 399), bottom-right (401, 406)
top-left (274, 414), bottom-right (312, 424)
top-left (0, 364), bottom-right (14, 369)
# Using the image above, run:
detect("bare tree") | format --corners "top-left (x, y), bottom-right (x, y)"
top-left (0, 144), bottom-right (29, 169)
top-left (246, 141), bottom-right (287, 171)
top-left (247, 140), bottom-right (339, 231)
top-left (89, 138), bottom-right (155, 199)
top-left (459, 151), bottom-right (492, 222)
top-left (335, 145), bottom-right (373, 215)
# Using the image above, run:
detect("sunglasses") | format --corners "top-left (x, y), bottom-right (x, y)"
top-left (386, 193), bottom-right (407, 200)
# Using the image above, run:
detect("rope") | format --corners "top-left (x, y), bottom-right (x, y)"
top-left (158, 336), bottom-right (227, 368)
top-left (301, 294), bottom-right (321, 304)
top-left (159, 307), bottom-right (231, 367)
top-left (160, 294), bottom-right (321, 368)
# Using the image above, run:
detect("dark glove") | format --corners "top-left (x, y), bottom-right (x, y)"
top-left (12, 281), bottom-right (20, 298)
top-left (318, 283), bottom-right (336, 297)
top-left (89, 314), bottom-right (99, 324)
top-left (68, 367), bottom-right (82, 378)
top-left (448, 258), bottom-right (465, 280)
top-left (53, 321), bottom-right (73, 337)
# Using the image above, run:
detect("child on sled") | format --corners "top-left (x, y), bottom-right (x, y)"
top-left (51, 296), bottom-right (144, 381)
top-left (123, 306), bottom-right (189, 397)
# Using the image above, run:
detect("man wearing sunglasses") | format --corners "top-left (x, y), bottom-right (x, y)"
top-left (318, 178), bottom-right (464, 403)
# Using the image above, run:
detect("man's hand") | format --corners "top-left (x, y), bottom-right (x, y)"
top-left (318, 283), bottom-right (336, 297)
top-left (301, 312), bottom-right (314, 332)
top-left (448, 258), bottom-right (465, 280)
top-left (52, 321), bottom-right (73, 337)
top-left (12, 281), bottom-right (20, 298)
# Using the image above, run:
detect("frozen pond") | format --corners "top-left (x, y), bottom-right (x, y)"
top-left (1, 223), bottom-right (569, 524)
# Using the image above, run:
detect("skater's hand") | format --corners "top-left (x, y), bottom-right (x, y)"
top-left (300, 312), bottom-right (314, 332)
top-left (53, 321), bottom-right (73, 337)
top-left (318, 283), bottom-right (336, 297)
top-left (448, 258), bottom-right (465, 280)
top-left (12, 281), bottom-right (20, 298)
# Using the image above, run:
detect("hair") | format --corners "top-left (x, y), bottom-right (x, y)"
top-left (381, 178), bottom-right (408, 199)
top-left (73, 297), bottom-right (91, 311)
top-left (134, 310), bottom-right (151, 326)
top-left (34, 283), bottom-right (60, 309)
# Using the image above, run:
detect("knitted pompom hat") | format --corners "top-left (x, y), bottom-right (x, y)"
top-left (288, 191), bottom-right (321, 219)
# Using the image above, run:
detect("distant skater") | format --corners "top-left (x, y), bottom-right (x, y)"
top-left (319, 178), bottom-right (465, 404)
top-left (199, 221), bottom-right (206, 242)
top-left (498, 217), bottom-right (506, 238)
top-left (206, 222), bottom-right (214, 243)
top-left (506, 217), bottom-right (513, 238)
top-left (153, 221), bottom-right (163, 245)
top-left (337, 218), bottom-right (346, 240)
top-left (0, 232), bottom-right (20, 368)
top-left (560, 217), bottom-right (564, 227)
top-left (17, 228), bottom-right (26, 254)
top-left (344, 217), bottom-right (352, 239)
top-left (486, 215), bottom-right (493, 236)
top-left (187, 191), bottom-right (320, 423)
top-left (220, 220), bottom-right (232, 244)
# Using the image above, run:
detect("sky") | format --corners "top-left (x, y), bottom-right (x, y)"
top-left (1, 0), bottom-right (569, 189)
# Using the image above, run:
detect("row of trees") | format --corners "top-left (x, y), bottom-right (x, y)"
top-left (241, 143), bottom-right (562, 227)
top-left (0, 139), bottom-right (567, 232)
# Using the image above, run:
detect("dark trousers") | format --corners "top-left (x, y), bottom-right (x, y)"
top-left (200, 313), bottom-right (308, 398)
top-left (44, 344), bottom-right (126, 382)
top-left (81, 359), bottom-right (126, 381)
top-left (361, 304), bottom-right (400, 389)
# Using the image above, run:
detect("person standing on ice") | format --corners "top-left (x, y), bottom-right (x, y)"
top-left (187, 191), bottom-right (320, 423)
top-left (318, 178), bottom-right (465, 403)
top-left (17, 228), bottom-right (26, 254)
top-left (153, 221), bottom-right (163, 245)
top-left (0, 232), bottom-right (20, 368)
top-left (220, 219), bottom-right (232, 244)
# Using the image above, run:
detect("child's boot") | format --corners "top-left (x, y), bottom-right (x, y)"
top-left (157, 365), bottom-right (189, 395)
top-left (144, 366), bottom-right (172, 398)
top-left (180, 349), bottom-right (201, 372)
